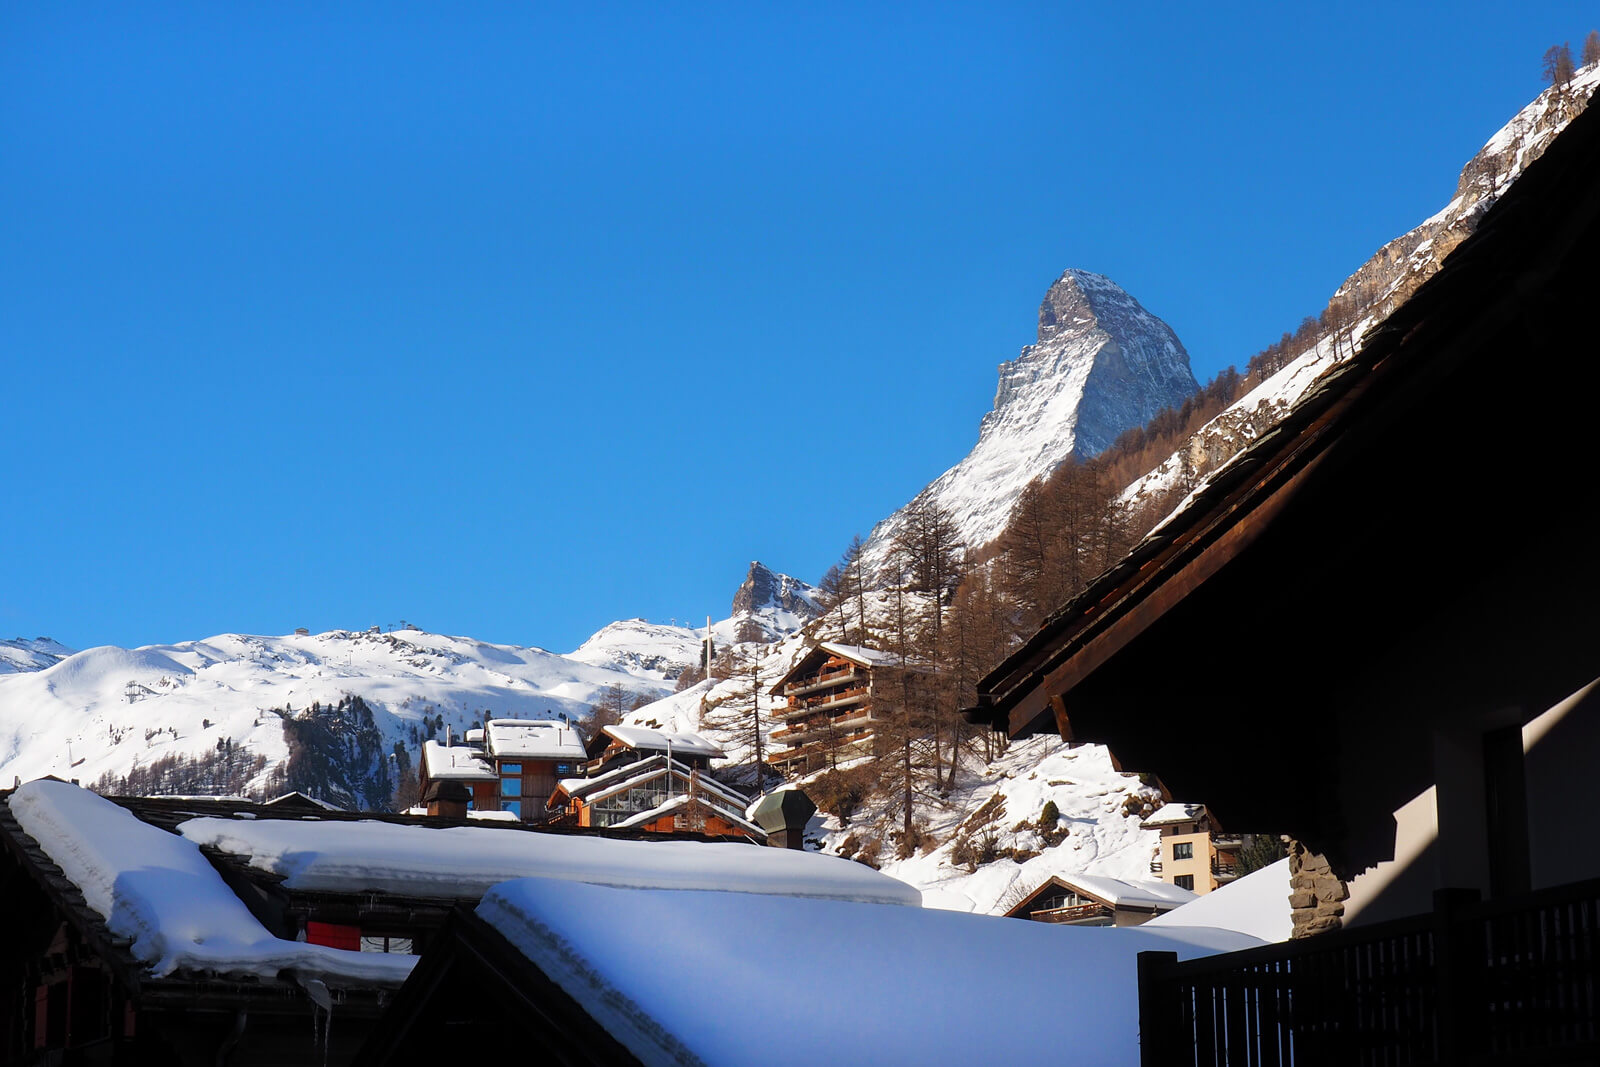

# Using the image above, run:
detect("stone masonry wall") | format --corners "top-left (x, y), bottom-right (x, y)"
top-left (1288, 839), bottom-right (1349, 938)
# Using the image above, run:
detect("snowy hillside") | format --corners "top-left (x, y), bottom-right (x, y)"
top-left (569, 562), bottom-right (819, 680)
top-left (0, 628), bottom-right (669, 795)
top-left (860, 269), bottom-right (1196, 577)
top-left (829, 736), bottom-right (1167, 915)
top-left (1, 637), bottom-right (76, 675)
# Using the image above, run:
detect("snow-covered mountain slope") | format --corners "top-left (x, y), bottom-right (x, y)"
top-left (1124, 65), bottom-right (1600, 517)
top-left (0, 628), bottom-right (669, 794)
top-left (1, 637), bottom-right (76, 675)
top-left (861, 269), bottom-right (1196, 576)
top-left (569, 562), bottom-right (819, 680)
top-left (840, 736), bottom-right (1165, 914)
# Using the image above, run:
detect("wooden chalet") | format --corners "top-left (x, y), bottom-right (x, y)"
top-left (965, 94), bottom-right (1600, 1063)
top-left (547, 754), bottom-right (764, 840)
top-left (766, 642), bottom-right (910, 774)
top-left (417, 718), bottom-right (586, 823)
top-left (1004, 873), bottom-right (1196, 927)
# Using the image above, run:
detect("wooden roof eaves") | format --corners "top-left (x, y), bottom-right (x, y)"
top-left (0, 793), bottom-right (145, 997)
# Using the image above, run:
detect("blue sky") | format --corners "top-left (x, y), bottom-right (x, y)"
top-left (2, 3), bottom-right (1590, 653)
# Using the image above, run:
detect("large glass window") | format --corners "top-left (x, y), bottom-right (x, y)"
top-left (1173, 841), bottom-right (1194, 860)
top-left (501, 778), bottom-right (523, 798)
top-left (1174, 874), bottom-right (1195, 890)
top-left (590, 778), bottom-right (675, 828)
top-left (503, 800), bottom-right (522, 818)
top-left (499, 762), bottom-right (522, 775)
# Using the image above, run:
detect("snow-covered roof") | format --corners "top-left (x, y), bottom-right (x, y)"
top-left (6, 780), bottom-right (415, 987)
top-left (177, 813), bottom-right (916, 905)
top-left (1145, 858), bottom-right (1292, 943)
top-left (609, 793), bottom-right (766, 838)
top-left (1053, 873), bottom-right (1198, 910)
top-left (464, 728), bottom-right (485, 743)
top-left (556, 756), bottom-right (751, 813)
top-left (602, 724), bottom-right (723, 759)
top-left (478, 877), bottom-right (1263, 1066)
top-left (817, 641), bottom-right (901, 668)
top-left (484, 718), bottom-right (586, 760)
top-left (1141, 802), bottom-right (1207, 828)
top-left (421, 739), bottom-right (496, 781)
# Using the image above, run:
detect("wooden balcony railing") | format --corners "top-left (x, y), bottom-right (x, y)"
top-left (1137, 878), bottom-right (1600, 1066)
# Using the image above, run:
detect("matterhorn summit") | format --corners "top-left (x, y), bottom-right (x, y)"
top-left (863, 269), bottom-right (1197, 571)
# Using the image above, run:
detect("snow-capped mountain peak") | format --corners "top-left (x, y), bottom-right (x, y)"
top-left (861, 269), bottom-right (1197, 574)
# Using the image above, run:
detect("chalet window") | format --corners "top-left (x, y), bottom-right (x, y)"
top-left (360, 935), bottom-right (415, 954)
top-left (591, 780), bottom-right (673, 827)
top-left (1174, 875), bottom-right (1195, 890)
top-left (1173, 842), bottom-right (1194, 860)
top-left (501, 778), bottom-right (523, 798)
top-left (555, 763), bottom-right (574, 775)
top-left (500, 762), bottom-right (522, 775)
top-left (503, 800), bottom-right (522, 818)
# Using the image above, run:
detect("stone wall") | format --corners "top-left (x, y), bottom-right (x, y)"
top-left (1288, 838), bottom-right (1349, 938)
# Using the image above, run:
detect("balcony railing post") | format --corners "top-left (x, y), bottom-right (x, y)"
top-left (1433, 887), bottom-right (1484, 1065)
top-left (1137, 950), bottom-right (1183, 1066)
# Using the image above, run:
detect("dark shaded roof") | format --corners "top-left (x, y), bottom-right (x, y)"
top-left (965, 94), bottom-right (1600, 741)
top-left (353, 906), bottom-right (642, 1066)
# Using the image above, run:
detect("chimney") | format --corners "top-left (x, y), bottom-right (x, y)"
top-left (748, 787), bottom-right (817, 850)
top-left (423, 780), bottom-right (471, 820)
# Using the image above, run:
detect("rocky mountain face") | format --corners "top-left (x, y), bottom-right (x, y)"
top-left (728, 561), bottom-right (821, 641)
top-left (861, 269), bottom-right (1197, 576)
top-left (1338, 66), bottom-right (1600, 323)
top-left (1123, 66), bottom-right (1600, 516)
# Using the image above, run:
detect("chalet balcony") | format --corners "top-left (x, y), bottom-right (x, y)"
top-left (776, 686), bottom-right (869, 721)
top-left (765, 728), bottom-right (875, 766)
top-left (1029, 902), bottom-right (1112, 925)
top-left (1211, 835), bottom-right (1243, 851)
top-left (1211, 858), bottom-right (1239, 881)
top-left (770, 708), bottom-right (875, 744)
top-left (783, 667), bottom-right (864, 697)
top-left (1150, 859), bottom-right (1163, 874)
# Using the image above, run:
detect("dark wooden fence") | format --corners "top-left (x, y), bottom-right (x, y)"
top-left (1138, 879), bottom-right (1600, 1066)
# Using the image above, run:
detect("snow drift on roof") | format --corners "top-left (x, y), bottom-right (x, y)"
top-left (7, 780), bottom-right (414, 986)
top-left (1141, 802), bottom-right (1206, 827)
top-left (421, 740), bottom-right (496, 780)
top-left (485, 718), bottom-right (586, 760)
top-left (816, 641), bottom-right (900, 668)
top-left (1145, 858), bottom-right (1292, 943)
top-left (602, 724), bottom-right (723, 758)
top-left (177, 815), bottom-right (918, 905)
top-left (1054, 873), bottom-right (1197, 910)
top-left (479, 877), bottom-right (1262, 1066)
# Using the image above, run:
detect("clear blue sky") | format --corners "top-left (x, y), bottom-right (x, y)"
top-left (2, 3), bottom-right (1590, 653)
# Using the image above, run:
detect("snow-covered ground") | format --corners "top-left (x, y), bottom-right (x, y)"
top-left (821, 736), bottom-right (1168, 914)
top-left (0, 636), bottom-right (75, 674)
